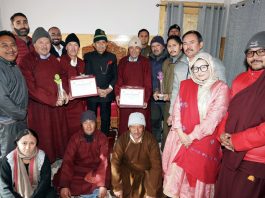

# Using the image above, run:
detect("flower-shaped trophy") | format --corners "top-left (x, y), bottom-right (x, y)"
top-left (54, 74), bottom-right (64, 100)
top-left (157, 71), bottom-right (164, 100)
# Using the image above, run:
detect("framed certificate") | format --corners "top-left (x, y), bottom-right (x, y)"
top-left (69, 75), bottom-right (98, 98)
top-left (119, 86), bottom-right (145, 108)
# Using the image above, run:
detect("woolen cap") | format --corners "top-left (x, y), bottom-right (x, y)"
top-left (150, 35), bottom-right (165, 47)
top-left (93, 29), bottom-right (108, 43)
top-left (168, 24), bottom-right (181, 35)
top-left (32, 27), bottom-right (51, 43)
top-left (128, 112), bottom-right (146, 127)
top-left (128, 36), bottom-right (142, 49)
top-left (81, 110), bottom-right (96, 123)
top-left (245, 31), bottom-right (265, 52)
top-left (65, 33), bottom-right (80, 47)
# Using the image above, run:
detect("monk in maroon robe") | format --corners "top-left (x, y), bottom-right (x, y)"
top-left (55, 110), bottom-right (109, 198)
top-left (115, 37), bottom-right (152, 135)
top-left (19, 27), bottom-right (69, 163)
top-left (60, 33), bottom-right (86, 138)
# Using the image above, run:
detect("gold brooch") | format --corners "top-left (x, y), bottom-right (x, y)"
top-left (247, 175), bottom-right (255, 182)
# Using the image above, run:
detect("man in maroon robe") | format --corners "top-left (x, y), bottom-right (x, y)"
top-left (60, 33), bottom-right (86, 138)
top-left (57, 110), bottom-right (109, 198)
top-left (216, 31), bottom-right (265, 197)
top-left (19, 27), bottom-right (69, 163)
top-left (115, 37), bottom-right (152, 135)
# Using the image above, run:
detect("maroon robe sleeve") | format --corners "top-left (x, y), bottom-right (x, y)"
top-left (19, 53), bottom-right (57, 106)
top-left (115, 57), bottom-right (127, 97)
top-left (59, 134), bottom-right (79, 188)
top-left (59, 61), bottom-right (69, 94)
top-left (89, 132), bottom-right (110, 187)
top-left (142, 58), bottom-right (152, 103)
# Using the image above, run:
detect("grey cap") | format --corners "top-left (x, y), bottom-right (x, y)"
top-left (245, 31), bottom-right (265, 51)
top-left (32, 27), bottom-right (51, 44)
top-left (81, 110), bottom-right (96, 123)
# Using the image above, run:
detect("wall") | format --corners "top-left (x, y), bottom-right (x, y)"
top-left (0, 0), bottom-right (160, 35)
top-left (0, 0), bottom-right (244, 35)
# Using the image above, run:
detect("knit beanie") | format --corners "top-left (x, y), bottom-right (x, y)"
top-left (32, 27), bottom-right (51, 43)
top-left (245, 31), bottom-right (265, 52)
top-left (167, 24), bottom-right (181, 36)
top-left (150, 35), bottom-right (165, 46)
top-left (65, 33), bottom-right (80, 47)
top-left (81, 110), bottom-right (96, 123)
top-left (93, 29), bottom-right (107, 43)
top-left (128, 112), bottom-right (146, 127)
top-left (128, 37), bottom-right (142, 49)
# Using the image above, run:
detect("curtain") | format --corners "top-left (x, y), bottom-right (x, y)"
top-left (223, 0), bottom-right (265, 85)
top-left (164, 2), bottom-right (184, 39)
top-left (197, 5), bottom-right (225, 58)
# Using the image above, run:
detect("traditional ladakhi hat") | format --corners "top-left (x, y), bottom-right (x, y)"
top-left (32, 27), bottom-right (51, 43)
top-left (65, 33), bottom-right (80, 47)
top-left (168, 24), bottom-right (181, 35)
top-left (150, 35), bottom-right (165, 46)
top-left (128, 36), bottom-right (142, 49)
top-left (93, 29), bottom-right (108, 43)
top-left (128, 112), bottom-right (146, 127)
top-left (80, 110), bottom-right (97, 123)
top-left (245, 31), bottom-right (265, 52)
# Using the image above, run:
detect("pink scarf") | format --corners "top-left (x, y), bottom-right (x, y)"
top-left (13, 148), bottom-right (39, 198)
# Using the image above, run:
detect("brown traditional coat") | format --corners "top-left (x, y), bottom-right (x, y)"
top-left (111, 131), bottom-right (162, 198)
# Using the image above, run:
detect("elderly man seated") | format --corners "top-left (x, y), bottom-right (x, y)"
top-left (54, 110), bottom-right (110, 198)
top-left (111, 112), bottom-right (162, 198)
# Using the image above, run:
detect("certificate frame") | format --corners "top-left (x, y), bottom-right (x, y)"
top-left (69, 75), bottom-right (98, 98)
top-left (119, 86), bottom-right (145, 108)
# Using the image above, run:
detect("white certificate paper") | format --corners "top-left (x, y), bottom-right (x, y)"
top-left (70, 76), bottom-right (98, 98)
top-left (119, 87), bottom-right (144, 108)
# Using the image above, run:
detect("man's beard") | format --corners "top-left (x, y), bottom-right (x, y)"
top-left (52, 39), bottom-right (61, 46)
top-left (14, 27), bottom-right (30, 36)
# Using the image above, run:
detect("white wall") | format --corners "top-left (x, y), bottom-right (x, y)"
top-left (0, 0), bottom-right (244, 35)
top-left (1, 0), bottom-right (160, 35)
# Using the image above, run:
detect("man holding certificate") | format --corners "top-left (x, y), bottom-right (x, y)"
top-left (115, 37), bottom-right (152, 135)
top-left (84, 29), bottom-right (117, 136)
top-left (60, 33), bottom-right (86, 138)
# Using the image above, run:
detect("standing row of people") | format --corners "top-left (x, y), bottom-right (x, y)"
top-left (0, 11), bottom-right (265, 198)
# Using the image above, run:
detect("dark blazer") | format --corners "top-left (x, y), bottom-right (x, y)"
top-left (84, 50), bottom-right (118, 102)
top-left (50, 41), bottom-right (66, 58)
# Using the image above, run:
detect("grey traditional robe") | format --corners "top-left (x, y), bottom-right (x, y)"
top-left (0, 57), bottom-right (28, 157)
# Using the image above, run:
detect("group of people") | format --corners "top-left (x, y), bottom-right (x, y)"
top-left (0, 11), bottom-right (264, 198)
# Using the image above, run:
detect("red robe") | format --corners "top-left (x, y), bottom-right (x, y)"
top-left (114, 55), bottom-right (152, 135)
top-left (55, 130), bottom-right (109, 196)
top-left (19, 51), bottom-right (69, 163)
top-left (60, 55), bottom-right (86, 138)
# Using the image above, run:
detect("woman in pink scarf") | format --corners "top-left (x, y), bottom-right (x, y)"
top-left (0, 129), bottom-right (56, 198)
top-left (162, 52), bottom-right (229, 198)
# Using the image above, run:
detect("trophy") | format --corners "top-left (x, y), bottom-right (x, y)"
top-left (54, 74), bottom-right (64, 100)
top-left (157, 71), bottom-right (164, 100)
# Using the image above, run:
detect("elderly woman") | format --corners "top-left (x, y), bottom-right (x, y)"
top-left (162, 52), bottom-right (230, 198)
top-left (0, 129), bottom-right (56, 198)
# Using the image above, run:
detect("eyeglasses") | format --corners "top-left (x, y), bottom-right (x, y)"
top-left (191, 65), bottom-right (209, 73)
top-left (245, 49), bottom-right (265, 58)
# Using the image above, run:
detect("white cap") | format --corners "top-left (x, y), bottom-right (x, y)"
top-left (128, 112), bottom-right (146, 127)
top-left (128, 36), bottom-right (142, 49)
